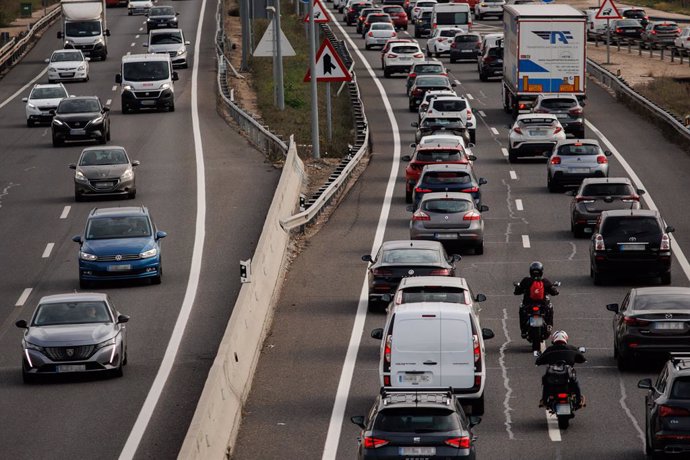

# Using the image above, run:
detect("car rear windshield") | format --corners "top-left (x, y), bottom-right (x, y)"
top-left (393, 45), bottom-right (421, 54)
top-left (86, 216), bottom-right (152, 239)
top-left (423, 171), bottom-right (471, 185)
top-left (401, 286), bottom-right (468, 304)
top-left (150, 6), bottom-right (174, 15)
top-left (436, 12), bottom-right (469, 25)
top-left (58, 99), bottom-right (100, 113)
top-left (33, 301), bottom-right (111, 326)
top-left (417, 1), bottom-right (437, 6)
top-left (375, 408), bottom-right (461, 432)
top-left (581, 183), bottom-right (633, 196)
top-left (633, 293), bottom-right (690, 311)
top-left (484, 0), bottom-right (503, 3)
top-left (80, 149), bottom-right (128, 166)
top-left (671, 378), bottom-right (690, 399)
top-left (384, 6), bottom-right (404, 12)
top-left (422, 117), bottom-right (464, 127)
top-left (382, 248), bottom-right (442, 264)
top-left (455, 34), bottom-right (480, 42)
top-left (440, 29), bottom-right (461, 37)
top-left (624, 10), bottom-right (646, 19)
top-left (600, 216), bottom-right (661, 240)
top-left (539, 98), bottom-right (577, 110)
top-left (416, 149), bottom-right (463, 161)
top-left (423, 198), bottom-right (472, 213)
top-left (414, 64), bottom-right (444, 74)
top-left (557, 144), bottom-right (600, 156)
top-left (372, 23), bottom-right (393, 29)
top-left (615, 19), bottom-right (641, 27)
top-left (432, 99), bottom-right (467, 112)
top-left (655, 24), bottom-right (678, 32)
top-left (518, 118), bottom-right (556, 126)
top-left (31, 87), bottom-right (67, 99)
top-left (368, 14), bottom-right (391, 22)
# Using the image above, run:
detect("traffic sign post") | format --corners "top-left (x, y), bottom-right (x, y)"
top-left (308, 0), bottom-right (320, 159)
top-left (595, 0), bottom-right (622, 65)
top-left (303, 39), bottom-right (352, 82)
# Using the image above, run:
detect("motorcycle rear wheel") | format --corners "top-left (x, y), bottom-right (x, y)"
top-left (557, 415), bottom-right (570, 430)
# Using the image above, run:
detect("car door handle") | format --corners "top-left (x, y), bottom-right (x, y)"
top-left (423, 361), bottom-right (437, 365)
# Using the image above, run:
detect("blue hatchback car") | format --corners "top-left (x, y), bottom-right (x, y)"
top-left (72, 206), bottom-right (166, 288)
top-left (412, 163), bottom-right (487, 210)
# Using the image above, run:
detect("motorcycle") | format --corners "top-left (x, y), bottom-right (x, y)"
top-left (514, 281), bottom-right (561, 356)
top-left (541, 350), bottom-right (586, 430)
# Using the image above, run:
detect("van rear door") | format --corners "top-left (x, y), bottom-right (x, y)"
top-left (390, 312), bottom-right (441, 387)
top-left (439, 310), bottom-right (474, 388)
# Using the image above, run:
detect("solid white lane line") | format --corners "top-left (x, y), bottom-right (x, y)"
top-left (509, 170), bottom-right (517, 180)
top-left (42, 243), bottom-right (54, 258)
top-left (0, 67), bottom-right (48, 110)
top-left (106, 99), bottom-right (112, 106)
top-left (546, 412), bottom-right (562, 441)
top-left (586, 120), bottom-right (690, 282)
top-left (522, 235), bottom-right (530, 248)
top-left (618, 375), bottom-right (646, 451)
top-left (321, 9), bottom-right (402, 460)
top-left (59, 206), bottom-right (70, 219)
top-left (491, 127), bottom-right (499, 135)
top-left (515, 199), bottom-right (523, 211)
top-left (466, 93), bottom-right (474, 100)
top-left (454, 79), bottom-right (461, 85)
top-left (499, 308), bottom-right (516, 439)
top-left (15, 288), bottom-right (32, 307)
top-left (130, 42), bottom-right (136, 47)
top-left (112, 85), bottom-right (117, 91)
top-left (479, 110), bottom-right (486, 117)
top-left (118, 0), bottom-right (209, 455)
top-left (501, 147), bottom-right (509, 157)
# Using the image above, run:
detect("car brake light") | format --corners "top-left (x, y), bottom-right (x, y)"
top-left (513, 126), bottom-right (522, 134)
top-left (445, 436), bottom-right (471, 448)
top-left (349, 7), bottom-right (355, 12)
top-left (483, 55), bottom-right (495, 63)
top-left (383, 375), bottom-right (391, 385)
top-left (387, 53), bottom-right (398, 58)
top-left (413, 52), bottom-right (424, 58)
top-left (463, 211), bottom-right (481, 221)
top-left (432, 22), bottom-right (436, 28)
top-left (569, 107), bottom-right (583, 116)
top-left (623, 316), bottom-right (650, 327)
top-left (661, 233), bottom-right (671, 250)
top-left (392, 32), bottom-right (397, 37)
top-left (461, 186), bottom-right (479, 193)
top-left (412, 210), bottom-right (430, 221)
top-left (660, 406), bottom-right (690, 418)
top-left (415, 187), bottom-right (432, 193)
top-left (621, 195), bottom-right (640, 203)
top-left (384, 335), bottom-right (392, 363)
top-left (550, 156), bottom-right (561, 165)
top-left (368, 31), bottom-right (374, 36)
top-left (554, 127), bottom-right (563, 134)
top-left (473, 334), bottom-right (480, 363)
top-left (576, 197), bottom-right (595, 203)
top-left (651, 30), bottom-right (657, 35)
top-left (616, 28), bottom-right (622, 33)
top-left (597, 155), bottom-right (608, 164)
top-left (466, 109), bottom-right (473, 120)
top-left (518, 103), bottom-right (528, 110)
top-left (364, 437), bottom-right (390, 448)
top-left (594, 233), bottom-right (605, 251)
top-left (430, 268), bottom-right (450, 275)
top-left (372, 268), bottom-right (393, 276)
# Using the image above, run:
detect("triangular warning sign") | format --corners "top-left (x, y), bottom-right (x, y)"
top-left (304, 39), bottom-right (351, 82)
top-left (253, 19), bottom-right (296, 57)
top-left (303, 0), bottom-right (330, 23)
top-left (595, 0), bottom-right (621, 20)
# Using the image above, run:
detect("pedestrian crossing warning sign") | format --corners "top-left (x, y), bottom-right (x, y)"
top-left (304, 39), bottom-right (352, 82)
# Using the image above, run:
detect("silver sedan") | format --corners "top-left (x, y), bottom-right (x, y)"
top-left (409, 192), bottom-right (488, 254)
top-left (546, 139), bottom-right (611, 192)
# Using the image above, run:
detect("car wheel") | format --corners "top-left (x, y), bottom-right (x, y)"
top-left (74, 190), bottom-right (83, 202)
top-left (576, 129), bottom-right (585, 139)
top-left (106, 126), bottom-right (111, 141)
top-left (365, 44), bottom-right (371, 50)
top-left (593, 269), bottom-right (605, 286)
top-left (128, 190), bottom-right (136, 199)
top-left (508, 149), bottom-right (517, 163)
top-left (479, 71), bottom-right (488, 82)
top-left (99, 133), bottom-right (107, 145)
top-left (547, 177), bottom-right (559, 193)
top-left (426, 48), bottom-right (431, 57)
top-left (660, 272), bottom-right (672, 285)
top-left (112, 349), bottom-right (124, 378)
top-left (617, 349), bottom-right (632, 371)
top-left (450, 57), bottom-right (456, 63)
top-left (48, 79), bottom-right (55, 84)
top-left (79, 278), bottom-right (92, 289)
top-left (435, 52), bottom-right (441, 57)
top-left (469, 129), bottom-right (476, 144)
top-left (384, 68), bottom-right (391, 78)
top-left (52, 134), bottom-right (63, 147)
top-left (22, 367), bottom-right (37, 384)
top-left (26, 119), bottom-right (33, 128)
top-left (474, 241), bottom-right (484, 255)
top-left (471, 394), bottom-right (485, 415)
top-left (573, 224), bottom-right (585, 238)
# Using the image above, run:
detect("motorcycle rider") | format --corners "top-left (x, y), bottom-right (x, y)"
top-left (536, 330), bottom-right (586, 408)
top-left (514, 261), bottom-right (559, 339)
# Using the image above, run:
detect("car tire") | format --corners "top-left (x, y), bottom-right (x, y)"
top-left (426, 48), bottom-right (431, 57)
top-left (471, 394), bottom-right (485, 415)
top-left (22, 368), bottom-right (37, 384)
top-left (405, 188), bottom-right (412, 203)
top-left (106, 126), bottom-right (111, 141)
top-left (48, 79), bottom-right (55, 84)
top-left (384, 68), bottom-right (391, 78)
top-left (415, 30), bottom-right (420, 38)
top-left (367, 299), bottom-right (380, 313)
top-left (84, 75), bottom-right (89, 82)
top-left (469, 129), bottom-right (476, 144)
top-left (508, 149), bottom-right (517, 163)
top-left (112, 351), bottom-right (124, 378)
top-left (409, 102), bottom-right (416, 112)
top-left (79, 278), bottom-right (92, 290)
top-left (592, 269), bottom-right (605, 286)
top-left (547, 177), bottom-right (559, 193)
top-left (128, 190), bottom-right (136, 199)
top-left (52, 134), bottom-right (63, 147)
top-left (617, 349), bottom-right (632, 371)
top-left (169, 103), bottom-right (175, 112)
top-left (479, 71), bottom-right (488, 82)
top-left (450, 56), bottom-right (456, 63)
top-left (26, 119), bottom-right (33, 128)
top-left (660, 272), bottom-right (672, 285)
top-left (576, 129), bottom-right (585, 139)
top-left (573, 224), bottom-right (585, 238)
top-left (75, 191), bottom-right (83, 202)
top-left (99, 133), bottom-right (107, 145)
top-left (474, 241), bottom-right (484, 255)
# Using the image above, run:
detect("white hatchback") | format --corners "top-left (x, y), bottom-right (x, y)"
top-left (508, 114), bottom-right (566, 162)
top-left (365, 23), bottom-right (397, 49)
top-left (128, 0), bottom-right (153, 15)
top-left (383, 42), bottom-right (425, 77)
top-left (423, 95), bottom-right (477, 144)
top-left (425, 27), bottom-right (463, 56)
top-left (22, 83), bottom-right (69, 127)
top-left (411, 0), bottom-right (437, 20)
top-left (675, 27), bottom-right (690, 52)
top-left (474, 0), bottom-right (505, 20)
top-left (46, 49), bottom-right (89, 83)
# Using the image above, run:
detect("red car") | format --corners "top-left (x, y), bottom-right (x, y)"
top-left (454, 0), bottom-right (479, 10)
top-left (382, 5), bottom-right (409, 30)
top-left (402, 145), bottom-right (476, 203)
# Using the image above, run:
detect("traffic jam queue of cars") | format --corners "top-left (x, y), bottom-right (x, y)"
top-left (15, 0), bottom-right (186, 383)
top-left (335, 0), bottom-right (690, 458)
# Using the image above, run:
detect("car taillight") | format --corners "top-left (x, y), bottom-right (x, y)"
top-left (466, 109), bottom-right (473, 120)
top-left (621, 195), bottom-right (640, 203)
top-left (569, 107), bottom-right (583, 116)
top-left (364, 437), bottom-right (390, 449)
top-left (660, 406), bottom-right (690, 418)
top-left (392, 31), bottom-right (397, 37)
top-left (445, 437), bottom-right (471, 448)
top-left (384, 335), bottom-right (392, 363)
top-left (412, 210), bottom-right (430, 221)
top-left (597, 155), bottom-right (608, 164)
top-left (651, 30), bottom-right (657, 35)
top-left (413, 88), bottom-right (423, 96)
top-left (348, 7), bottom-right (355, 12)
top-left (415, 186), bottom-right (432, 193)
top-left (576, 197), bottom-right (595, 203)
top-left (513, 126), bottom-right (522, 134)
top-left (594, 233), bottom-right (605, 251)
top-left (473, 334), bottom-right (480, 363)
top-left (554, 127), bottom-right (563, 134)
top-left (623, 316), bottom-right (650, 327)
top-left (616, 28), bottom-right (622, 33)
top-left (518, 103), bottom-right (528, 110)
top-left (372, 268), bottom-right (393, 276)
top-left (432, 22), bottom-right (436, 28)
top-left (413, 52), bottom-right (424, 58)
top-left (408, 72), bottom-right (417, 78)
top-left (550, 156), bottom-right (561, 165)
top-left (430, 268), bottom-right (450, 275)
top-left (463, 211), bottom-right (481, 221)
top-left (483, 55), bottom-right (495, 63)
top-left (468, 21), bottom-right (472, 31)
top-left (368, 31), bottom-right (374, 36)
top-left (461, 186), bottom-right (479, 193)
top-left (387, 53), bottom-right (398, 58)
top-left (661, 233), bottom-right (671, 251)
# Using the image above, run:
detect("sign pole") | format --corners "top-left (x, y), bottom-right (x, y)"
top-left (309, 0), bottom-right (320, 159)
top-left (326, 82), bottom-right (332, 141)
top-left (606, 18), bottom-right (610, 64)
top-left (276, 0), bottom-right (285, 110)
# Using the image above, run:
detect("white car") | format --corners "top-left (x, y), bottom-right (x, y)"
top-left (45, 49), bottom-right (89, 83)
top-left (417, 89), bottom-right (457, 120)
top-left (477, 32), bottom-right (503, 67)
top-left (382, 42), bottom-right (424, 77)
top-left (334, 0), bottom-right (346, 13)
top-left (675, 27), bottom-right (690, 52)
top-left (365, 23), bottom-right (397, 49)
top-left (22, 83), bottom-right (69, 127)
top-left (474, 0), bottom-right (505, 20)
top-left (426, 27), bottom-right (463, 57)
top-left (423, 95), bottom-right (477, 144)
top-left (508, 114), bottom-right (566, 162)
top-left (411, 0), bottom-right (436, 21)
top-left (128, 0), bottom-right (153, 15)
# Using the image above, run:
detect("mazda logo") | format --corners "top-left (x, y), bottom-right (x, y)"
top-left (408, 269), bottom-right (415, 275)
top-left (666, 313), bottom-right (673, 319)
top-left (115, 255), bottom-right (122, 261)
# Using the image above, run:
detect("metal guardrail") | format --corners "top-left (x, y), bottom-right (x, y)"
top-left (0, 6), bottom-right (61, 76)
top-left (589, 31), bottom-right (690, 64)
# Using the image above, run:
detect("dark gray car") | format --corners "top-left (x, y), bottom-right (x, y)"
top-left (70, 146), bottom-right (139, 201)
top-left (15, 292), bottom-right (129, 383)
top-left (449, 32), bottom-right (481, 63)
top-left (146, 6), bottom-right (179, 33)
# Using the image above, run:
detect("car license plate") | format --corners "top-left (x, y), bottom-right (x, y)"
top-left (570, 168), bottom-right (589, 174)
top-left (461, 49), bottom-right (473, 53)
top-left (400, 373), bottom-right (431, 384)
top-left (529, 130), bottom-right (545, 136)
top-left (70, 129), bottom-right (86, 136)
top-left (108, 264), bottom-right (132, 272)
top-left (556, 113), bottom-right (569, 119)
top-left (655, 322), bottom-right (685, 330)
top-left (141, 100), bottom-right (156, 106)
top-left (529, 316), bottom-right (544, 327)
top-left (584, 227), bottom-right (593, 233)
top-left (57, 364), bottom-right (86, 373)
top-left (95, 182), bottom-right (114, 188)
top-left (436, 233), bottom-right (458, 239)
top-left (400, 447), bottom-right (436, 455)
top-left (618, 243), bottom-right (646, 251)
top-left (60, 73), bottom-right (75, 77)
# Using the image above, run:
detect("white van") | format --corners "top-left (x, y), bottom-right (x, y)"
top-left (431, 3), bottom-right (471, 32)
top-left (115, 53), bottom-right (178, 113)
top-left (584, 8), bottom-right (609, 40)
top-left (371, 301), bottom-right (494, 414)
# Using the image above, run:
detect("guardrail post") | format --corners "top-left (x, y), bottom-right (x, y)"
top-left (671, 47), bottom-right (675, 63)
top-left (628, 39), bottom-right (631, 54)
top-left (661, 47), bottom-right (665, 61)
top-left (616, 39), bottom-right (621, 52)
top-left (639, 41), bottom-right (642, 56)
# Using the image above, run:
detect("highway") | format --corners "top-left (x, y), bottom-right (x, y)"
top-left (233, 10), bottom-right (690, 460)
top-left (0, 0), bottom-right (278, 458)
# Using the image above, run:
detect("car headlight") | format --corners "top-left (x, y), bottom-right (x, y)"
top-left (75, 170), bottom-right (88, 182)
top-left (89, 116), bottom-right (104, 125)
top-left (48, 66), bottom-right (56, 72)
top-left (160, 83), bottom-right (171, 90)
top-left (123, 85), bottom-right (133, 92)
top-left (23, 340), bottom-right (44, 352)
top-left (78, 65), bottom-right (85, 71)
top-left (120, 168), bottom-right (134, 180)
top-left (95, 337), bottom-right (117, 350)
top-left (27, 103), bottom-right (36, 109)
top-left (52, 118), bottom-right (64, 126)
top-left (176, 49), bottom-right (185, 56)
top-left (172, 16), bottom-right (178, 21)
top-left (80, 251), bottom-right (98, 261)
top-left (140, 247), bottom-right (158, 259)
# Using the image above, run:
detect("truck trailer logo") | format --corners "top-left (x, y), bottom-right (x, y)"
top-left (533, 31), bottom-right (574, 44)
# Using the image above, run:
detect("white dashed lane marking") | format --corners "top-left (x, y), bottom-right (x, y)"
top-left (515, 199), bottom-right (523, 211)
top-left (42, 243), bottom-right (54, 258)
top-left (106, 99), bottom-right (112, 106)
top-left (501, 147), bottom-right (508, 157)
top-left (15, 288), bottom-right (32, 307)
top-left (130, 42), bottom-right (136, 47)
top-left (522, 235), bottom-right (531, 248)
top-left (59, 206), bottom-right (70, 219)
top-left (509, 170), bottom-right (517, 180)
top-left (466, 93), bottom-right (474, 100)
top-left (112, 85), bottom-right (117, 91)
top-left (479, 110), bottom-right (486, 117)
top-left (490, 127), bottom-right (499, 135)
top-left (454, 79), bottom-right (461, 85)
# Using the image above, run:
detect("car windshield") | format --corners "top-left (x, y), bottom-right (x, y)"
top-left (30, 87), bottom-right (67, 99)
top-left (392, 45), bottom-right (420, 54)
top-left (150, 6), bottom-right (174, 15)
top-left (58, 99), bottom-right (100, 113)
top-left (440, 29), bottom-right (461, 37)
top-left (601, 216), bottom-right (661, 240)
top-left (455, 34), bottom-right (480, 42)
top-left (671, 378), bottom-right (690, 399)
top-left (557, 144), bottom-right (600, 156)
top-left (436, 12), bottom-right (469, 25)
top-left (150, 32), bottom-right (183, 44)
top-left (401, 286), bottom-right (468, 304)
top-left (582, 183), bottom-right (633, 196)
top-left (432, 99), bottom-right (467, 111)
top-left (416, 149), bottom-right (463, 161)
top-left (123, 61), bottom-right (170, 81)
top-left (634, 293), bottom-right (690, 311)
top-left (418, 1), bottom-right (437, 6)
top-left (80, 149), bottom-right (128, 166)
top-left (51, 52), bottom-right (83, 62)
top-left (33, 301), bottom-right (111, 326)
top-left (414, 64), bottom-right (443, 74)
top-left (375, 408), bottom-right (460, 433)
top-left (539, 98), bottom-right (577, 110)
top-left (65, 21), bottom-right (101, 37)
top-left (381, 248), bottom-right (442, 264)
top-left (423, 171), bottom-right (471, 185)
top-left (423, 198), bottom-right (472, 213)
top-left (86, 216), bottom-right (152, 239)
top-left (422, 117), bottom-right (464, 127)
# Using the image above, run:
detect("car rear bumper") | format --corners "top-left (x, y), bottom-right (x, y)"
top-left (621, 336), bottom-right (690, 354)
top-left (550, 170), bottom-right (607, 185)
top-left (410, 231), bottom-right (483, 245)
top-left (592, 255), bottom-right (671, 276)
top-left (385, 64), bottom-right (414, 74)
top-left (359, 447), bottom-right (474, 459)
top-left (450, 49), bottom-right (479, 59)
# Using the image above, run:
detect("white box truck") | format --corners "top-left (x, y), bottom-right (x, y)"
top-left (57, 0), bottom-right (110, 61)
top-left (501, 4), bottom-right (586, 117)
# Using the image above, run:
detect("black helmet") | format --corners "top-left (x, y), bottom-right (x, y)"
top-left (529, 261), bottom-right (544, 280)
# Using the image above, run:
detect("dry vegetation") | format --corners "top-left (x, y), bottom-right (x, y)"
top-left (0, 0), bottom-right (58, 27)
top-left (636, 77), bottom-right (690, 119)
top-left (622, 0), bottom-right (690, 15)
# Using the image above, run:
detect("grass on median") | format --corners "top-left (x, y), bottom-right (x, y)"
top-left (635, 77), bottom-right (690, 121)
top-left (250, 4), bottom-right (354, 158)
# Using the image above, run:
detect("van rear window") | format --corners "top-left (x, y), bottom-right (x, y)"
top-left (401, 286), bottom-right (468, 304)
top-left (436, 12), bottom-right (469, 25)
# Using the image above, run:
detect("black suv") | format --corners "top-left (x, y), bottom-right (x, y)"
top-left (478, 45), bottom-right (503, 81)
top-left (532, 93), bottom-right (585, 138)
top-left (638, 355), bottom-right (690, 457)
top-left (590, 209), bottom-right (674, 285)
top-left (146, 6), bottom-right (179, 33)
top-left (414, 10), bottom-right (432, 38)
top-left (351, 388), bottom-right (480, 460)
top-left (51, 96), bottom-right (111, 147)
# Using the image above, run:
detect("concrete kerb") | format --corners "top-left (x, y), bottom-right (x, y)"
top-left (178, 138), bottom-right (305, 460)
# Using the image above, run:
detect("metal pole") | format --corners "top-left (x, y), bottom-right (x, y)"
top-left (241, 0), bottom-right (250, 71)
top-left (276, 0), bottom-right (285, 110)
top-left (271, 7), bottom-right (277, 105)
top-left (326, 82), bottom-right (332, 140)
top-left (309, 0), bottom-right (320, 158)
top-left (606, 19), bottom-right (610, 65)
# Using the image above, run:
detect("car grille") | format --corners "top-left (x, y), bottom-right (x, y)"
top-left (44, 345), bottom-right (95, 361)
top-left (89, 179), bottom-right (120, 190)
top-left (65, 121), bottom-right (90, 129)
top-left (73, 44), bottom-right (95, 51)
top-left (133, 90), bottom-right (162, 99)
top-left (97, 253), bottom-right (141, 262)
top-left (40, 106), bottom-right (57, 113)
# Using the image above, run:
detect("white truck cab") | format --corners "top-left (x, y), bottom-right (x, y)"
top-left (116, 53), bottom-right (178, 114)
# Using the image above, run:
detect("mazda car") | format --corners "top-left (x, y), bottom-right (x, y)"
top-left (70, 146), bottom-right (139, 201)
top-left (51, 96), bottom-right (111, 147)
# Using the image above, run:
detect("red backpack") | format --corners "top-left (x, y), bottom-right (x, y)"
top-left (529, 280), bottom-right (545, 301)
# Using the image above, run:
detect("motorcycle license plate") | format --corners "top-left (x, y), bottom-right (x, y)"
top-left (555, 404), bottom-right (571, 415)
top-left (529, 316), bottom-right (544, 327)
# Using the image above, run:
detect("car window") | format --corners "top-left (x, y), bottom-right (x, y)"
top-left (600, 216), bottom-right (661, 240)
top-left (624, 10), bottom-right (646, 19)
top-left (416, 149), bottom-right (463, 161)
top-left (58, 99), bottom-right (101, 113)
top-left (392, 45), bottom-right (420, 53)
top-left (31, 87), bottom-right (67, 99)
top-left (151, 32), bottom-right (183, 44)
top-left (80, 149), bottom-right (128, 166)
top-left (422, 117), bottom-right (463, 127)
top-left (440, 29), bottom-right (461, 37)
top-left (615, 19), bottom-right (641, 27)
top-left (432, 99), bottom-right (467, 111)
top-left (33, 301), bottom-right (111, 326)
top-left (372, 23), bottom-right (393, 29)
top-left (671, 378), bottom-right (690, 399)
top-left (414, 64), bottom-right (444, 74)
top-left (423, 171), bottom-right (471, 185)
top-left (423, 198), bottom-right (472, 213)
top-left (657, 366), bottom-right (669, 393)
top-left (557, 144), bottom-right (600, 156)
top-left (655, 24), bottom-right (678, 32)
top-left (52, 52), bottom-right (83, 62)
top-left (539, 98), bottom-right (577, 110)
top-left (382, 248), bottom-right (442, 264)
top-left (418, 76), bottom-right (450, 86)
top-left (150, 6), bottom-right (174, 15)
top-left (86, 216), bottom-right (152, 239)
top-left (436, 12), bottom-right (469, 24)
top-left (455, 34), bottom-right (480, 42)
top-left (581, 183), bottom-right (633, 196)
top-left (401, 286), bottom-right (469, 304)
top-left (374, 408), bottom-right (460, 432)
top-left (633, 293), bottom-right (690, 311)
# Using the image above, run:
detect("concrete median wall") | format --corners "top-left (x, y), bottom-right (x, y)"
top-left (178, 139), bottom-right (304, 460)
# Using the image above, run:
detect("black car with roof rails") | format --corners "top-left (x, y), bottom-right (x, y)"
top-left (356, 7), bottom-right (383, 33)
top-left (590, 209), bottom-right (674, 285)
top-left (345, 1), bottom-right (373, 25)
top-left (478, 45), bottom-right (503, 81)
top-left (570, 177), bottom-right (645, 238)
top-left (639, 355), bottom-right (690, 457)
top-left (608, 287), bottom-right (690, 370)
top-left (414, 10), bottom-right (432, 38)
top-left (351, 387), bottom-right (481, 459)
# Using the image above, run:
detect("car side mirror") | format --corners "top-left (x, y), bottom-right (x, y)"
top-left (637, 378), bottom-right (653, 390)
top-left (44, 58), bottom-right (50, 64)
top-left (666, 226), bottom-right (675, 233)
top-left (452, 254), bottom-right (461, 263)
top-left (637, 189), bottom-right (646, 195)
top-left (185, 41), bottom-right (191, 45)
top-left (15, 320), bottom-right (28, 329)
top-left (172, 72), bottom-right (179, 81)
top-left (72, 235), bottom-right (83, 244)
top-left (116, 74), bottom-right (122, 84)
top-left (132, 160), bottom-right (140, 166)
top-left (402, 155), bottom-right (412, 162)
top-left (105, 29), bottom-right (111, 37)
top-left (117, 314), bottom-right (130, 324)
top-left (482, 328), bottom-right (495, 340)
top-left (371, 328), bottom-right (384, 340)
top-left (451, 82), bottom-right (457, 87)
top-left (468, 416), bottom-right (481, 427)
top-left (362, 254), bottom-right (373, 262)
top-left (468, 155), bottom-right (477, 161)
top-left (57, 31), bottom-right (63, 39)
top-left (85, 57), bottom-right (91, 62)
top-left (479, 205), bottom-right (489, 212)
top-left (176, 11), bottom-right (180, 15)
top-left (156, 231), bottom-right (167, 240)
top-left (103, 106), bottom-right (110, 112)
top-left (69, 163), bottom-right (76, 169)
top-left (409, 143), bottom-right (417, 148)
top-left (606, 303), bottom-right (619, 313)
top-left (22, 97), bottom-right (28, 102)
top-left (350, 416), bottom-right (366, 429)
top-left (411, 121), bottom-right (419, 127)
top-left (475, 293), bottom-right (486, 302)
top-left (604, 150), bottom-right (612, 156)
top-left (478, 178), bottom-right (487, 185)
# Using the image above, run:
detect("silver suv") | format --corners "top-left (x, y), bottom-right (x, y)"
top-left (145, 28), bottom-right (190, 68)
top-left (546, 139), bottom-right (611, 192)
